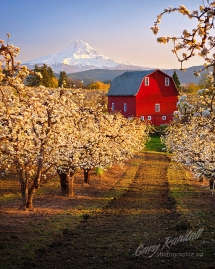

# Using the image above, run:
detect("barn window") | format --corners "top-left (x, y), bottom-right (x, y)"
top-left (145, 77), bottom-right (149, 86)
top-left (140, 116), bottom-right (144, 120)
top-left (148, 116), bottom-right (152, 120)
top-left (155, 103), bottom-right (160, 112)
top-left (124, 103), bottom-right (127, 112)
top-left (162, 116), bottom-right (167, 120)
top-left (165, 77), bottom-right (170, 86)
top-left (112, 103), bottom-right (115, 111)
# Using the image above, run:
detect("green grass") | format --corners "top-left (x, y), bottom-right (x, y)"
top-left (145, 136), bottom-right (166, 152)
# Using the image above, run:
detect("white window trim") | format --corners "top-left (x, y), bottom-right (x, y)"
top-left (145, 77), bottom-right (149, 86)
top-left (124, 103), bottom-right (127, 112)
top-left (140, 116), bottom-right (144, 120)
top-left (111, 103), bottom-right (115, 111)
top-left (165, 77), bottom-right (170, 86)
top-left (148, 116), bottom-right (152, 120)
top-left (155, 103), bottom-right (160, 112)
top-left (162, 116), bottom-right (167, 120)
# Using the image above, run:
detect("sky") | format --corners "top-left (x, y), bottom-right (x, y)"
top-left (0, 0), bottom-right (210, 69)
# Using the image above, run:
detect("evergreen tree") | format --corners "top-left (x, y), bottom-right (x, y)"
top-left (26, 64), bottom-right (57, 88)
top-left (58, 71), bottom-right (68, 88)
top-left (26, 65), bottom-right (42, 87)
top-left (172, 70), bottom-right (181, 92)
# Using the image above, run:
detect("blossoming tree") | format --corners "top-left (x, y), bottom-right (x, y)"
top-left (151, 2), bottom-right (215, 190)
top-left (0, 38), bottom-right (82, 208)
top-left (163, 115), bottom-right (215, 185)
top-left (55, 107), bottom-right (152, 195)
top-left (0, 85), bottom-right (84, 209)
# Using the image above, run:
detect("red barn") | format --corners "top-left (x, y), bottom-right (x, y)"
top-left (107, 69), bottom-right (179, 126)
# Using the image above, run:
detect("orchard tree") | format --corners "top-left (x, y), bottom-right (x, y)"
top-left (0, 37), bottom-right (82, 208)
top-left (152, 2), bottom-right (215, 190)
top-left (55, 107), bottom-right (152, 194)
top-left (164, 77), bottom-right (215, 190)
top-left (77, 111), bottom-right (152, 184)
top-left (0, 86), bottom-right (82, 209)
top-left (163, 115), bottom-right (215, 186)
top-left (163, 76), bottom-right (215, 188)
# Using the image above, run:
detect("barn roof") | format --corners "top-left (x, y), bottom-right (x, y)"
top-left (107, 69), bottom-right (156, 96)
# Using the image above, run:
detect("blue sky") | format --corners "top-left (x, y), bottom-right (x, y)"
top-left (0, 0), bottom-right (207, 69)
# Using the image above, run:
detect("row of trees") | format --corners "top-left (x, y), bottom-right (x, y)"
top-left (26, 65), bottom-right (110, 90)
top-left (177, 73), bottom-right (214, 94)
top-left (0, 38), bottom-right (152, 209)
top-left (152, 2), bottom-right (215, 189)
top-left (163, 87), bottom-right (215, 185)
top-left (26, 64), bottom-right (58, 87)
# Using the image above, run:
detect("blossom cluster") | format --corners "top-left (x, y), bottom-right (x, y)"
top-left (151, 2), bottom-right (215, 72)
top-left (164, 116), bottom-right (215, 181)
top-left (0, 39), bottom-right (32, 89)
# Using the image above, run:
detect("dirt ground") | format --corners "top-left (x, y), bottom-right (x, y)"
top-left (0, 153), bottom-right (215, 269)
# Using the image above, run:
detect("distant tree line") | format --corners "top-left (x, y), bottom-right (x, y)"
top-left (26, 64), bottom-right (58, 88)
top-left (171, 70), bottom-right (211, 94)
top-left (26, 64), bottom-right (110, 90)
top-left (181, 74), bottom-right (212, 94)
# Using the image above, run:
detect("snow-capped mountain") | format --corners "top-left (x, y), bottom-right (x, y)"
top-left (23, 40), bottom-right (149, 73)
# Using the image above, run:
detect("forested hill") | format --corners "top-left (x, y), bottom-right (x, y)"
top-left (66, 65), bottom-right (210, 85)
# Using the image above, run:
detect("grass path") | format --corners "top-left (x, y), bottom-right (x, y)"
top-left (24, 152), bottom-right (213, 269)
top-left (1, 152), bottom-right (215, 269)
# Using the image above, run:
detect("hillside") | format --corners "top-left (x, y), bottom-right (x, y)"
top-left (163, 65), bottom-right (211, 85)
top-left (66, 69), bottom-right (129, 84)
top-left (66, 65), bottom-right (209, 85)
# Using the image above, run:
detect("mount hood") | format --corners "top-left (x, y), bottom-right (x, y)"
top-left (23, 40), bottom-right (149, 73)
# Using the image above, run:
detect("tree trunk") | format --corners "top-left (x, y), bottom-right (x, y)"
top-left (26, 185), bottom-right (36, 210)
top-left (213, 63), bottom-right (215, 88)
top-left (209, 179), bottom-right (214, 190)
top-left (58, 170), bottom-right (76, 196)
top-left (20, 179), bottom-right (28, 209)
top-left (25, 162), bottom-right (43, 210)
top-left (25, 173), bottom-right (42, 210)
top-left (18, 168), bottom-right (28, 209)
top-left (19, 174), bottom-right (35, 210)
top-left (84, 169), bottom-right (91, 184)
top-left (18, 165), bottom-right (42, 210)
